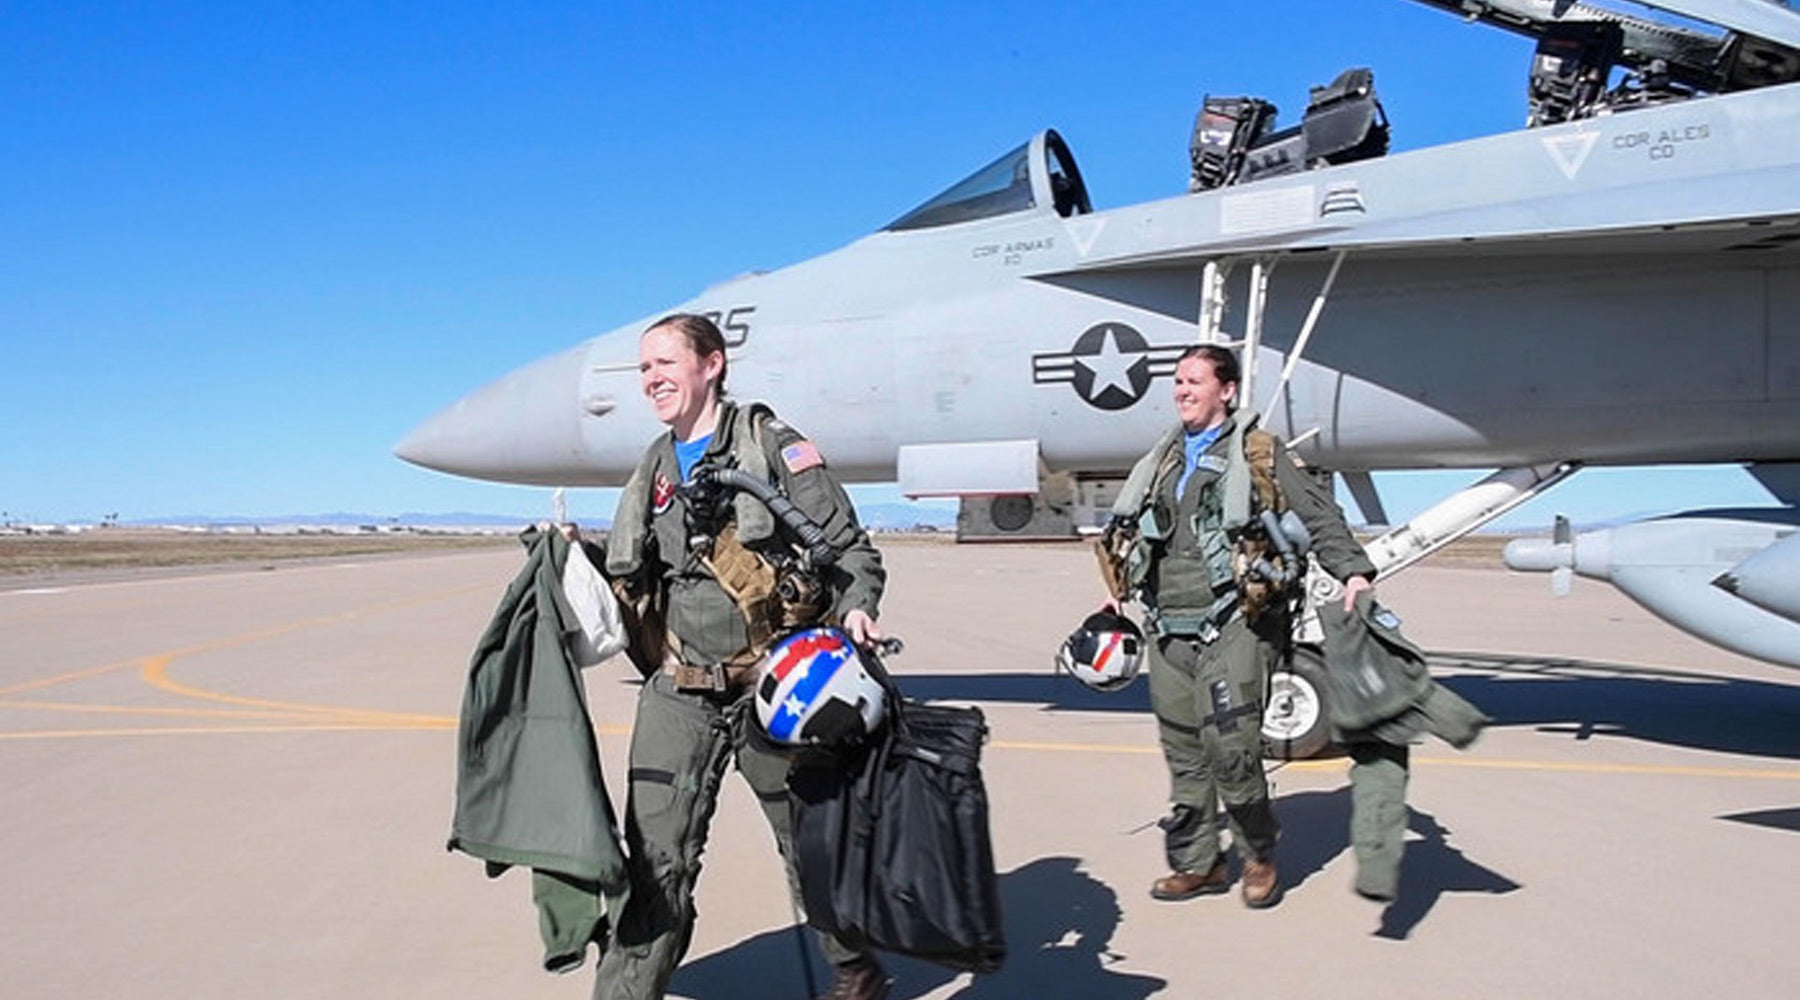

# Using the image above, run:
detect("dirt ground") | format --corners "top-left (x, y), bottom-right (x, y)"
top-left (0, 526), bottom-right (1510, 584)
top-left (0, 528), bottom-right (520, 581)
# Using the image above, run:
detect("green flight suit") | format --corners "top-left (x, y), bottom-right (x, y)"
top-left (449, 527), bottom-right (630, 973)
top-left (1136, 416), bottom-right (1375, 876)
top-left (593, 401), bottom-right (885, 1000)
top-left (1321, 592), bottom-right (1488, 901)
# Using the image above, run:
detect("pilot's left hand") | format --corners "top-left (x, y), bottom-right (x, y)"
top-left (843, 608), bottom-right (883, 648)
top-left (1342, 574), bottom-right (1373, 612)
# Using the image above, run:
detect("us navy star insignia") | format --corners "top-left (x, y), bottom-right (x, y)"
top-left (1032, 322), bottom-right (1186, 411)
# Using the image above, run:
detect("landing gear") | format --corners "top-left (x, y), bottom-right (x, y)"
top-left (1262, 645), bottom-right (1334, 760)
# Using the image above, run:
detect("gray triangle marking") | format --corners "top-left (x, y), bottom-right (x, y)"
top-left (1542, 131), bottom-right (1600, 180)
top-left (1066, 216), bottom-right (1106, 256)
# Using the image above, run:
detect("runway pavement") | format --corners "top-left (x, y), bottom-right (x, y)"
top-left (3, 538), bottom-right (1797, 1000)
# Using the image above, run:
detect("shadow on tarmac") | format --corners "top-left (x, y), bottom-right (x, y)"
top-left (1430, 653), bottom-right (1800, 760)
top-left (893, 653), bottom-right (1800, 760)
top-left (1718, 806), bottom-right (1800, 833)
top-left (1274, 788), bottom-right (1521, 940)
top-left (668, 856), bottom-right (1165, 1000)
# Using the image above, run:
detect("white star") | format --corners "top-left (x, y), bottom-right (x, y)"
top-left (782, 693), bottom-right (807, 718)
top-left (1075, 326), bottom-right (1141, 399)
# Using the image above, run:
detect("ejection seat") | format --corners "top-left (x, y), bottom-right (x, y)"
top-left (1188, 67), bottom-right (1390, 191)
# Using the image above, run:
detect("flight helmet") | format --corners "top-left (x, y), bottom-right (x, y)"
top-left (755, 627), bottom-right (888, 747)
top-left (1057, 610), bottom-right (1145, 692)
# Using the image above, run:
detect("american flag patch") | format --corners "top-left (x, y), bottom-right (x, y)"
top-left (782, 439), bottom-right (825, 473)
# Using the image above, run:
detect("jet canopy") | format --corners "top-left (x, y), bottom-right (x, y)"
top-left (885, 129), bottom-right (1091, 231)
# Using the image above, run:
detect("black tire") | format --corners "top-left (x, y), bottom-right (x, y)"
top-left (989, 495), bottom-right (1035, 532)
top-left (1261, 645), bottom-right (1338, 761)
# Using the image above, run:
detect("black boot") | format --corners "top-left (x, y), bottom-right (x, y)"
top-left (817, 956), bottom-right (892, 1000)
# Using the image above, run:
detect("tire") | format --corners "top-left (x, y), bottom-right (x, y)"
top-left (1261, 645), bottom-right (1337, 761)
top-left (989, 495), bottom-right (1035, 532)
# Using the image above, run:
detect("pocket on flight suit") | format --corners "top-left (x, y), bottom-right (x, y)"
top-left (625, 678), bottom-right (721, 835)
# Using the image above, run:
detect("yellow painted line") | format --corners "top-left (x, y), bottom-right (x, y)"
top-left (987, 740), bottom-right (1800, 781)
top-left (0, 723), bottom-right (455, 741)
top-left (0, 659), bottom-right (145, 698)
top-left (2, 716), bottom-right (1796, 785)
top-left (0, 582), bottom-right (488, 727)
top-left (0, 720), bottom-right (632, 742)
top-left (0, 698), bottom-right (335, 721)
top-left (139, 653), bottom-right (447, 725)
top-left (1408, 753), bottom-right (1800, 782)
top-left (1, 582), bottom-right (487, 699)
top-left (990, 739), bottom-right (1161, 756)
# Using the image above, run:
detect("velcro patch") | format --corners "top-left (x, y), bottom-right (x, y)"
top-left (782, 440), bottom-right (825, 473)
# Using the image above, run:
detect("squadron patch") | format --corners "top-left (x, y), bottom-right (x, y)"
top-left (652, 473), bottom-right (676, 514)
top-left (782, 440), bottom-right (825, 473)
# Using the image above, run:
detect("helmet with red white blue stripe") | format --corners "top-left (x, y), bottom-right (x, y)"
top-left (754, 627), bottom-right (888, 747)
top-left (1056, 611), bottom-right (1144, 692)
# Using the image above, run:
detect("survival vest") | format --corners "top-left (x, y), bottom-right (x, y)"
top-left (605, 402), bottom-right (829, 680)
top-left (1099, 416), bottom-right (1292, 630)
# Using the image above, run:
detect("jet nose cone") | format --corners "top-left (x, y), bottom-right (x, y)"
top-left (395, 342), bottom-right (597, 485)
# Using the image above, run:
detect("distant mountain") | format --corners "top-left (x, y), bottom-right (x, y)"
top-left (122, 502), bottom-right (955, 531)
top-left (855, 502), bottom-right (958, 531)
top-left (125, 511), bottom-right (559, 529)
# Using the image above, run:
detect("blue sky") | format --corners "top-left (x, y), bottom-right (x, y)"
top-left (0, 0), bottom-right (1780, 527)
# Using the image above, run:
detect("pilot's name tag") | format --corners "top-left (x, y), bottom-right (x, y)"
top-left (1196, 455), bottom-right (1229, 474)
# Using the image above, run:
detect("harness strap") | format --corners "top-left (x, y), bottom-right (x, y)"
top-left (629, 767), bottom-right (677, 786)
top-left (1202, 700), bottom-right (1262, 734)
top-left (1149, 592), bottom-right (1241, 643)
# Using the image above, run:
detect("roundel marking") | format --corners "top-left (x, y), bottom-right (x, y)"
top-left (1031, 322), bottom-right (1189, 411)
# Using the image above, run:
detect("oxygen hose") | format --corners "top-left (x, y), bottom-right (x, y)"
top-left (692, 466), bottom-right (841, 568)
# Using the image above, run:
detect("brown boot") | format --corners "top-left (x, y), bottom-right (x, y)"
top-left (1150, 858), bottom-right (1230, 901)
top-left (1241, 855), bottom-right (1282, 909)
top-left (817, 956), bottom-right (892, 1000)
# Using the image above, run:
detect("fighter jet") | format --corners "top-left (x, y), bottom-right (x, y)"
top-left (397, 0), bottom-right (1800, 674)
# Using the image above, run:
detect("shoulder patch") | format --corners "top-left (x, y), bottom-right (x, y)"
top-left (781, 439), bottom-right (825, 474)
top-left (652, 473), bottom-right (676, 514)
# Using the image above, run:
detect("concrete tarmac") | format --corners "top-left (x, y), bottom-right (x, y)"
top-left (3, 538), bottom-right (1798, 1000)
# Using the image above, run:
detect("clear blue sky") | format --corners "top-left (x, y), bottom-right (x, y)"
top-left (0, 0), bottom-right (1779, 527)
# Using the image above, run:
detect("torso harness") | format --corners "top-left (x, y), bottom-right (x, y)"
top-left (606, 403), bottom-right (839, 691)
top-left (1099, 417), bottom-right (1306, 642)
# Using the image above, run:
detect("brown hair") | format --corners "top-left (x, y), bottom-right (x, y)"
top-left (1178, 344), bottom-right (1240, 404)
top-left (644, 313), bottom-right (729, 396)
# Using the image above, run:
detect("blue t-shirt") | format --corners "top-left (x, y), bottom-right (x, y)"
top-left (1176, 425), bottom-right (1224, 499)
top-left (674, 433), bottom-right (713, 483)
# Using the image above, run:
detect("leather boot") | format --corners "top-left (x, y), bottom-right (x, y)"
top-left (1150, 858), bottom-right (1230, 901)
top-left (817, 956), bottom-right (892, 1000)
top-left (1241, 855), bottom-right (1282, 909)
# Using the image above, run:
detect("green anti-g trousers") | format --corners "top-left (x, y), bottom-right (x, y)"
top-left (1347, 739), bottom-right (1410, 901)
top-left (1148, 615), bottom-right (1281, 874)
top-left (590, 673), bottom-right (861, 1000)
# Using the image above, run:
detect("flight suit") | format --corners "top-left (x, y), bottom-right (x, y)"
top-left (593, 401), bottom-right (885, 1000)
top-left (1137, 417), bottom-right (1375, 877)
top-left (1320, 593), bottom-right (1488, 901)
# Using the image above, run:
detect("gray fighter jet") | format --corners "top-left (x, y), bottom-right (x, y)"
top-left (397, 0), bottom-right (1800, 674)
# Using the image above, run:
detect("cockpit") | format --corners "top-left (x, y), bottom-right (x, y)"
top-left (882, 2), bottom-right (1800, 225)
top-left (885, 129), bottom-right (1091, 231)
